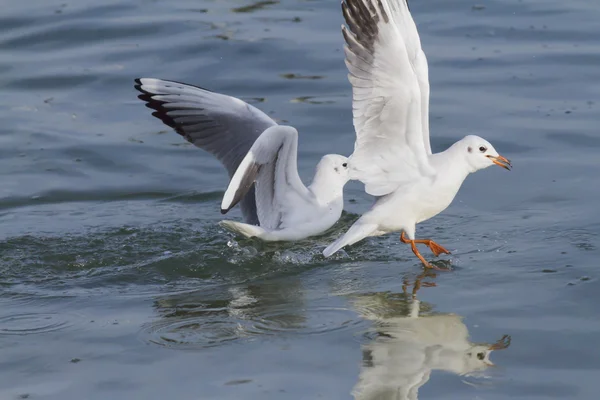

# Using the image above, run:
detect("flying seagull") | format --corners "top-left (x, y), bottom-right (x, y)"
top-left (134, 78), bottom-right (350, 241)
top-left (323, 0), bottom-right (511, 268)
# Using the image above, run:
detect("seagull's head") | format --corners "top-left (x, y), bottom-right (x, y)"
top-left (428, 343), bottom-right (495, 375)
top-left (318, 154), bottom-right (351, 184)
top-left (458, 345), bottom-right (496, 374)
top-left (461, 135), bottom-right (511, 173)
top-left (460, 334), bottom-right (511, 374)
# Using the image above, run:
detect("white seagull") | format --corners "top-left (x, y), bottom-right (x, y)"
top-left (323, 0), bottom-right (511, 268)
top-left (135, 78), bottom-right (350, 241)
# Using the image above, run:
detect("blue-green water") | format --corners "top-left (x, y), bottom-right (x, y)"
top-left (1, 0), bottom-right (600, 398)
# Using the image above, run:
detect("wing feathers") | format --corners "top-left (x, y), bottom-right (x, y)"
top-left (342, 0), bottom-right (435, 195)
top-left (221, 157), bottom-right (261, 214)
top-left (134, 78), bottom-right (279, 225)
top-left (221, 126), bottom-right (310, 231)
top-left (134, 78), bottom-right (276, 177)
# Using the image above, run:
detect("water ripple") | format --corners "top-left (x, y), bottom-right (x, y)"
top-left (140, 305), bottom-right (367, 349)
top-left (140, 282), bottom-right (369, 350)
top-left (0, 312), bottom-right (77, 336)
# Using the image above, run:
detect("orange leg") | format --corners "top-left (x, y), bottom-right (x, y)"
top-left (400, 232), bottom-right (450, 270)
top-left (402, 270), bottom-right (437, 299)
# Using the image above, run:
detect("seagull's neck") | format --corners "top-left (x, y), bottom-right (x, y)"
top-left (426, 347), bottom-right (472, 374)
top-left (430, 142), bottom-right (472, 187)
top-left (308, 171), bottom-right (344, 205)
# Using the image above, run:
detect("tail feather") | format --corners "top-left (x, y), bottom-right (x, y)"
top-left (219, 220), bottom-right (266, 239)
top-left (323, 222), bottom-right (378, 257)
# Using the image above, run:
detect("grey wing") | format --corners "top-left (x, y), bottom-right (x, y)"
top-left (134, 78), bottom-right (277, 225)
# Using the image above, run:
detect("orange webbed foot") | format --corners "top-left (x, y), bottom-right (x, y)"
top-left (400, 232), bottom-right (451, 270)
top-left (426, 241), bottom-right (451, 257)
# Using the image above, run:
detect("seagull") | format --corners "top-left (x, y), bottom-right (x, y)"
top-left (134, 78), bottom-right (350, 241)
top-left (323, 0), bottom-right (511, 268)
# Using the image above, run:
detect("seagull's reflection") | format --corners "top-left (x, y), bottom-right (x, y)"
top-left (351, 272), bottom-right (511, 400)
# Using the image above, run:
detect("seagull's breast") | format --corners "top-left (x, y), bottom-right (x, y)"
top-left (365, 158), bottom-right (468, 230)
top-left (375, 179), bottom-right (458, 226)
top-left (279, 194), bottom-right (343, 232)
top-left (414, 183), bottom-right (459, 224)
top-left (414, 157), bottom-right (470, 224)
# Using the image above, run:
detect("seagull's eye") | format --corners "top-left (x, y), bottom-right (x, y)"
top-left (477, 352), bottom-right (485, 360)
top-left (342, 163), bottom-right (348, 168)
top-left (479, 146), bottom-right (487, 153)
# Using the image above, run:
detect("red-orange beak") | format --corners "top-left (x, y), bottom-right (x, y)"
top-left (487, 154), bottom-right (512, 170)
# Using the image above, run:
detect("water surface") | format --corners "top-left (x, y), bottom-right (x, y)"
top-left (1, 0), bottom-right (600, 399)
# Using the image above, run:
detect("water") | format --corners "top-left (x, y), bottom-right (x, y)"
top-left (1, 0), bottom-right (599, 398)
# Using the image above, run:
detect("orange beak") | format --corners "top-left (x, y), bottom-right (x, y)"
top-left (487, 154), bottom-right (512, 170)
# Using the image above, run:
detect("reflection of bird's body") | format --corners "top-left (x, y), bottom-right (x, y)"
top-left (352, 294), bottom-right (509, 400)
top-left (323, 0), bottom-right (511, 268)
top-left (135, 79), bottom-right (349, 241)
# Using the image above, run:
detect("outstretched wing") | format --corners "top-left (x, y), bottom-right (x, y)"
top-left (134, 78), bottom-right (276, 176)
top-left (342, 0), bottom-right (435, 196)
top-left (134, 78), bottom-right (277, 224)
top-left (221, 126), bottom-right (312, 230)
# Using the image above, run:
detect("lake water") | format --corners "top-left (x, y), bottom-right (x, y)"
top-left (1, 0), bottom-right (600, 399)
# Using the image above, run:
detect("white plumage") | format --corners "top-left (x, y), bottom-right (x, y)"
top-left (220, 126), bottom-right (351, 241)
top-left (323, 0), bottom-right (511, 267)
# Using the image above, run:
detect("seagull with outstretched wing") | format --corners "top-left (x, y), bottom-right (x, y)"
top-left (323, 0), bottom-right (511, 268)
top-left (135, 79), bottom-right (350, 241)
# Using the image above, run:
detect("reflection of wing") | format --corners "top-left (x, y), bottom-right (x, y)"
top-left (135, 78), bottom-right (277, 224)
top-left (342, 0), bottom-right (435, 196)
top-left (221, 126), bottom-right (312, 230)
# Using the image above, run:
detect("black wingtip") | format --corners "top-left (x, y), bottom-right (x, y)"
top-left (132, 77), bottom-right (220, 144)
top-left (133, 78), bottom-right (144, 93)
top-left (132, 78), bottom-right (182, 135)
top-left (133, 77), bottom-right (215, 94)
top-left (342, 0), bottom-right (385, 53)
top-left (221, 208), bottom-right (229, 215)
